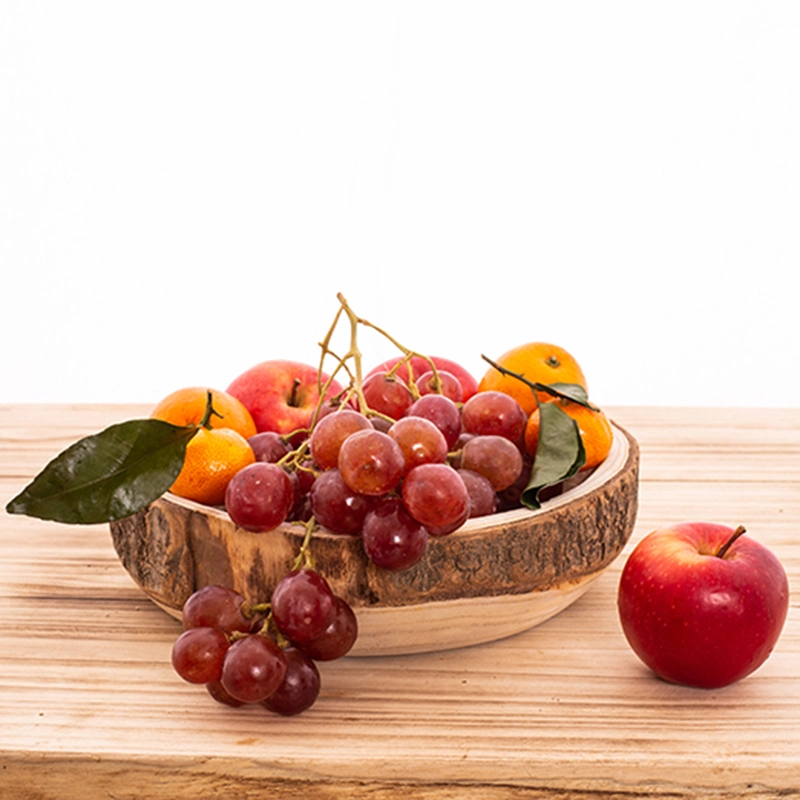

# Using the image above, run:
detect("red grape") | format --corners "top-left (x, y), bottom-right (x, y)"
top-left (401, 463), bottom-right (470, 533)
top-left (424, 505), bottom-right (469, 537)
top-left (457, 468), bottom-right (498, 518)
top-left (309, 468), bottom-right (371, 535)
top-left (271, 569), bottom-right (336, 644)
top-left (388, 416), bottom-right (448, 473)
top-left (171, 626), bottom-right (229, 684)
top-left (460, 435), bottom-right (523, 491)
top-left (225, 462), bottom-right (294, 532)
top-left (405, 394), bottom-right (462, 450)
top-left (496, 453), bottom-right (533, 511)
top-left (262, 647), bottom-right (321, 716)
top-left (248, 431), bottom-right (290, 463)
top-left (338, 429), bottom-right (405, 496)
top-left (300, 597), bottom-right (358, 661)
top-left (361, 372), bottom-right (414, 419)
top-left (284, 470), bottom-right (312, 522)
top-left (182, 585), bottom-right (253, 634)
top-left (362, 496), bottom-right (429, 570)
top-left (220, 634), bottom-right (287, 704)
top-left (309, 409), bottom-right (371, 470)
top-left (206, 678), bottom-right (246, 707)
top-left (415, 370), bottom-right (464, 403)
top-left (461, 391), bottom-right (527, 442)
top-left (370, 416), bottom-right (392, 433)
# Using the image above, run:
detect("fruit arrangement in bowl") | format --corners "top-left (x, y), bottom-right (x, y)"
top-left (8, 294), bottom-right (640, 715)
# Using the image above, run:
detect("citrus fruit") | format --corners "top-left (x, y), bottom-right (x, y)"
top-left (478, 343), bottom-right (587, 415)
top-left (151, 387), bottom-right (257, 440)
top-left (524, 400), bottom-right (613, 471)
top-left (170, 427), bottom-right (256, 506)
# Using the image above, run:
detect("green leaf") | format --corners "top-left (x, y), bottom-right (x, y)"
top-left (521, 402), bottom-right (586, 510)
top-left (546, 382), bottom-right (589, 405)
top-left (535, 382), bottom-right (601, 412)
top-left (5, 418), bottom-right (197, 525)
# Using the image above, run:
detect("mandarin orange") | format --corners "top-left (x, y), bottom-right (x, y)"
top-left (151, 387), bottom-right (257, 440)
top-left (169, 427), bottom-right (256, 506)
top-left (478, 343), bottom-right (587, 415)
top-left (524, 400), bottom-right (613, 471)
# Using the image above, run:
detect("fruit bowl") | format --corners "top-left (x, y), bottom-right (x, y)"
top-left (109, 422), bottom-right (638, 657)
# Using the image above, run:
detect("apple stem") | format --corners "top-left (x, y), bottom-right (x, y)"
top-left (716, 525), bottom-right (747, 559)
top-left (288, 378), bottom-right (302, 408)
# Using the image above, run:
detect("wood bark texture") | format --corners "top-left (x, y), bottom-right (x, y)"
top-left (109, 427), bottom-right (639, 615)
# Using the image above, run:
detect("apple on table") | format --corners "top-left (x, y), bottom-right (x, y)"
top-left (617, 522), bottom-right (790, 689)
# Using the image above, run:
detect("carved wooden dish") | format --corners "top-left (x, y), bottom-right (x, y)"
top-left (109, 423), bottom-right (639, 656)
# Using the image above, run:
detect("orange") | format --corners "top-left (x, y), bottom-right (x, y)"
top-left (478, 343), bottom-right (587, 415)
top-left (524, 400), bottom-right (613, 471)
top-left (151, 386), bottom-right (257, 506)
top-left (169, 427), bottom-right (255, 506)
top-left (151, 387), bottom-right (257, 440)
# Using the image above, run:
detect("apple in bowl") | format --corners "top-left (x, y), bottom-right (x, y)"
top-left (227, 360), bottom-right (344, 435)
top-left (365, 356), bottom-right (478, 402)
top-left (617, 522), bottom-right (789, 689)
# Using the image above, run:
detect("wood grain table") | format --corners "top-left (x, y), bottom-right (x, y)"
top-left (1, 404), bottom-right (798, 800)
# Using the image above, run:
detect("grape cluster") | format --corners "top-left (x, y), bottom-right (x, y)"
top-left (224, 377), bottom-right (532, 572)
top-left (171, 578), bottom-right (357, 716)
top-left (172, 370), bottom-right (540, 715)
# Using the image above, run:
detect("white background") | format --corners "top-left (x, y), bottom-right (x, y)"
top-left (2, 2), bottom-right (798, 407)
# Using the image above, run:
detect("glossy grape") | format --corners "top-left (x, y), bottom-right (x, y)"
top-left (182, 585), bottom-right (253, 634)
top-left (300, 597), bottom-right (358, 661)
top-left (405, 394), bottom-right (463, 450)
top-left (361, 372), bottom-right (414, 419)
top-left (309, 409), bottom-right (372, 470)
top-left (225, 462), bottom-right (294, 532)
top-left (261, 647), bottom-right (321, 716)
top-left (460, 435), bottom-right (524, 491)
top-left (206, 678), bottom-right (246, 707)
top-left (461, 391), bottom-right (527, 442)
top-left (284, 470), bottom-right (311, 522)
top-left (362, 496), bottom-right (429, 570)
top-left (457, 468), bottom-right (498, 518)
top-left (171, 626), bottom-right (229, 684)
top-left (309, 468), bottom-right (371, 535)
top-left (220, 634), bottom-right (287, 704)
top-left (271, 569), bottom-right (336, 644)
top-left (248, 431), bottom-right (290, 463)
top-left (415, 369), bottom-right (464, 403)
top-left (496, 454), bottom-right (533, 511)
top-left (423, 505), bottom-right (469, 537)
top-left (338, 429), bottom-right (405, 496)
top-left (388, 416), bottom-right (448, 473)
top-left (401, 463), bottom-right (470, 533)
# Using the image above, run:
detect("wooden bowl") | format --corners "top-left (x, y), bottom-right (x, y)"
top-left (109, 423), bottom-right (639, 656)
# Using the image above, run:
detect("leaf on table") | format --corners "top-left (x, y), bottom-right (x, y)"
top-left (5, 418), bottom-right (196, 525)
top-left (521, 402), bottom-right (586, 509)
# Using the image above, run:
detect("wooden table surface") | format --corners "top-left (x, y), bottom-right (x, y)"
top-left (1, 404), bottom-right (798, 800)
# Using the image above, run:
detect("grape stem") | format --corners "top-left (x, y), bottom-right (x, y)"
top-left (291, 517), bottom-right (319, 572)
top-left (315, 293), bottom-right (444, 417)
top-left (242, 601), bottom-right (271, 619)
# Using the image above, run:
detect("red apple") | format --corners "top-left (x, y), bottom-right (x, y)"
top-left (227, 360), bottom-right (343, 436)
top-left (366, 356), bottom-right (478, 401)
top-left (617, 522), bottom-right (789, 689)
